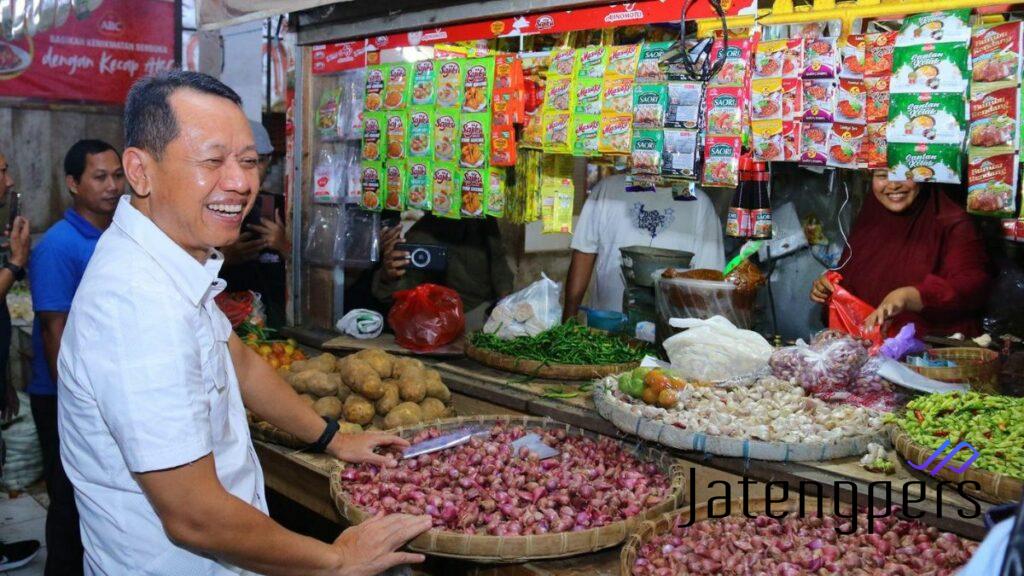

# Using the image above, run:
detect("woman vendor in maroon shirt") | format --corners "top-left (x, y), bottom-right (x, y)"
top-left (810, 170), bottom-right (992, 337)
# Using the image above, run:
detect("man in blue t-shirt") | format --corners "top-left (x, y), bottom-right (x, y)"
top-left (29, 139), bottom-right (123, 576)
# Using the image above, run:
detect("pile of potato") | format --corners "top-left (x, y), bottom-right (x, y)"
top-left (249, 348), bottom-right (454, 444)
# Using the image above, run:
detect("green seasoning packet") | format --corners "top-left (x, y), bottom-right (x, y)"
top-left (383, 63), bottom-right (412, 110)
top-left (359, 162), bottom-right (384, 212)
top-left (485, 167), bottom-right (506, 217)
top-left (886, 92), bottom-right (965, 144)
top-left (364, 65), bottom-right (385, 112)
top-left (411, 60), bottom-right (436, 106)
top-left (459, 112), bottom-right (490, 169)
top-left (896, 9), bottom-right (973, 46)
top-left (462, 57), bottom-right (495, 114)
top-left (459, 167), bottom-right (486, 218)
top-left (571, 114), bottom-right (600, 157)
top-left (433, 110), bottom-right (459, 163)
top-left (384, 161), bottom-right (407, 212)
top-left (633, 84), bottom-right (669, 129)
top-left (406, 159), bottom-right (432, 211)
top-left (890, 43), bottom-right (969, 94)
top-left (887, 142), bottom-right (963, 184)
top-left (435, 59), bottom-right (464, 110)
top-left (574, 78), bottom-right (603, 116)
top-left (385, 110), bottom-right (408, 161)
top-left (407, 106), bottom-right (433, 159)
top-left (361, 112), bottom-right (385, 162)
top-left (637, 41), bottom-right (672, 84)
top-left (316, 88), bottom-right (341, 140)
top-left (631, 129), bottom-right (665, 176)
top-left (576, 46), bottom-right (606, 79)
top-left (431, 162), bottom-right (461, 219)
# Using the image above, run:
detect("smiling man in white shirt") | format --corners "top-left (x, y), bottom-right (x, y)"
top-left (57, 71), bottom-right (430, 576)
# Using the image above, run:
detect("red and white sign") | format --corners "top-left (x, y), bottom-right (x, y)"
top-left (312, 0), bottom-right (755, 75)
top-left (0, 0), bottom-right (175, 104)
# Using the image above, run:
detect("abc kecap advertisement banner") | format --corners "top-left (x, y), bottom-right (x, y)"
top-left (0, 0), bottom-right (175, 104)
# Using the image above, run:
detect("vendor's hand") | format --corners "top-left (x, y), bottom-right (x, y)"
top-left (220, 232), bottom-right (265, 265)
top-left (380, 225), bottom-right (409, 283)
top-left (7, 216), bottom-right (30, 268)
top-left (328, 431), bottom-right (410, 466)
top-left (249, 212), bottom-right (290, 255)
top-left (810, 274), bottom-right (834, 304)
top-left (330, 512), bottom-right (430, 576)
top-left (864, 286), bottom-right (923, 330)
top-left (2, 383), bottom-right (18, 422)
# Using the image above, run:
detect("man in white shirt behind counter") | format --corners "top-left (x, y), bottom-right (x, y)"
top-left (563, 174), bottom-right (725, 321)
top-left (58, 71), bottom-right (430, 576)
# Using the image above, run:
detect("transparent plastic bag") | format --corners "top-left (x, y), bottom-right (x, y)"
top-left (662, 316), bottom-right (774, 382)
top-left (483, 274), bottom-right (562, 339)
top-left (769, 336), bottom-right (867, 392)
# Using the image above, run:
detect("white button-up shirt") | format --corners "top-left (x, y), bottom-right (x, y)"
top-left (58, 196), bottom-right (266, 575)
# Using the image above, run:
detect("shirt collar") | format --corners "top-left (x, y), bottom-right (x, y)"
top-left (112, 196), bottom-right (226, 307)
top-left (63, 208), bottom-right (103, 240)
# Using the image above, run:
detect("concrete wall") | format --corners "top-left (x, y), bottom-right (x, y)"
top-left (0, 105), bottom-right (124, 232)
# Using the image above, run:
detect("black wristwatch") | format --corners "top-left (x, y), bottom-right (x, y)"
top-left (308, 417), bottom-right (340, 454)
top-left (3, 262), bottom-right (25, 282)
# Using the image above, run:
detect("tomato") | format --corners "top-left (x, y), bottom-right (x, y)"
top-left (644, 370), bottom-right (671, 393)
top-left (268, 357), bottom-right (282, 369)
top-left (293, 350), bottom-right (307, 361)
top-left (641, 387), bottom-right (659, 406)
top-left (284, 344), bottom-right (295, 355)
top-left (271, 343), bottom-right (286, 355)
top-left (258, 344), bottom-right (272, 356)
top-left (245, 333), bottom-right (259, 343)
top-left (667, 376), bottom-right (687, 390)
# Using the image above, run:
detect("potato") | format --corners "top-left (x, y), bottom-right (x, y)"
top-left (419, 397), bottom-right (448, 421)
top-left (376, 381), bottom-right (401, 416)
top-left (289, 359), bottom-right (310, 373)
top-left (424, 370), bottom-right (451, 402)
top-left (290, 370), bottom-right (326, 394)
top-left (354, 348), bottom-right (394, 378)
top-left (336, 380), bottom-right (352, 402)
top-left (372, 415), bottom-right (386, 430)
top-left (393, 356), bottom-right (425, 379)
top-left (338, 422), bottom-right (363, 434)
top-left (308, 352), bottom-right (339, 373)
top-left (366, 424), bottom-right (382, 432)
top-left (298, 394), bottom-right (316, 407)
top-left (384, 402), bottom-right (423, 429)
top-left (298, 371), bottom-right (337, 397)
top-left (339, 358), bottom-right (384, 400)
top-left (313, 396), bottom-right (343, 419)
top-left (343, 395), bottom-right (375, 425)
top-left (398, 375), bottom-right (427, 403)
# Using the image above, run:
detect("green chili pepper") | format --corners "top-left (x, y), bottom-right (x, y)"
top-left (470, 320), bottom-right (650, 366)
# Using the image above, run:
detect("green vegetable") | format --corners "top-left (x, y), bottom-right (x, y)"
top-left (888, 392), bottom-right (1024, 480)
top-left (618, 367), bottom-right (649, 398)
top-left (470, 320), bottom-right (650, 366)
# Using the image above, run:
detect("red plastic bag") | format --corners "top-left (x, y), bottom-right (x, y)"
top-left (389, 284), bottom-right (465, 352)
top-left (825, 271), bottom-right (883, 350)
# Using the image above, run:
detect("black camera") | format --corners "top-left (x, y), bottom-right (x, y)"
top-left (397, 243), bottom-right (447, 272)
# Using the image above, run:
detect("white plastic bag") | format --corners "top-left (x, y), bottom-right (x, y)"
top-left (663, 316), bottom-right (773, 383)
top-left (483, 274), bottom-right (562, 339)
top-left (1, 392), bottom-right (43, 491)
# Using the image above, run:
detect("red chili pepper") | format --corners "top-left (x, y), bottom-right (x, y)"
top-left (934, 430), bottom-right (949, 437)
top-left (914, 410), bottom-right (925, 424)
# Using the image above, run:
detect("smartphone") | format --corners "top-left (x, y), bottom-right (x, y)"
top-left (7, 190), bottom-right (18, 232)
top-left (244, 194), bottom-right (284, 228)
top-left (396, 243), bottom-right (447, 272)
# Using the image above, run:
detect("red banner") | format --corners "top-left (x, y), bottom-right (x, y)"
top-left (0, 0), bottom-right (176, 104)
top-left (312, 0), bottom-right (755, 75)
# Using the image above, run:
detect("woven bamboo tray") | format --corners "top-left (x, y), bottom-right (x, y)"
top-left (464, 341), bottom-right (641, 381)
top-left (890, 425), bottom-right (1023, 504)
top-left (330, 415), bottom-right (686, 563)
top-left (904, 347), bottom-right (1001, 394)
top-left (594, 382), bottom-right (887, 462)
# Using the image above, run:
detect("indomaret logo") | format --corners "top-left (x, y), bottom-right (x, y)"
top-left (605, 3), bottom-right (644, 23)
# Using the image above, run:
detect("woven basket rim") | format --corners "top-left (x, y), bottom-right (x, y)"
top-left (889, 425), bottom-right (1023, 504)
top-left (330, 414), bottom-right (686, 562)
top-left (464, 340), bottom-right (641, 380)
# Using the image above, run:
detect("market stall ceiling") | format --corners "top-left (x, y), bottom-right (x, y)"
top-left (197, 0), bottom-right (351, 30)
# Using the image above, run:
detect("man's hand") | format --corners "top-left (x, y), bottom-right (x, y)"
top-left (2, 383), bottom-right (18, 422)
top-left (380, 226), bottom-right (409, 283)
top-left (8, 216), bottom-right (30, 267)
top-left (864, 286), bottom-right (923, 330)
top-left (250, 212), bottom-right (290, 255)
top-left (328, 432), bottom-right (410, 466)
top-left (221, 232), bottom-right (265, 265)
top-left (331, 513), bottom-right (431, 576)
top-left (809, 274), bottom-right (834, 304)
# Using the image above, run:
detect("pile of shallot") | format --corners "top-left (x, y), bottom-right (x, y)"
top-left (338, 425), bottom-right (672, 536)
top-left (632, 508), bottom-right (976, 575)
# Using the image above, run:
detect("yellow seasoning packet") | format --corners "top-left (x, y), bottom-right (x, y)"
top-left (601, 77), bottom-right (635, 114)
top-left (604, 45), bottom-right (641, 79)
top-left (433, 111), bottom-right (459, 163)
top-left (459, 167), bottom-right (486, 218)
top-left (541, 176), bottom-right (575, 234)
top-left (406, 159), bottom-right (432, 211)
top-left (458, 113), bottom-right (490, 169)
top-left (571, 114), bottom-right (600, 157)
top-left (385, 111), bottom-right (408, 161)
top-left (431, 162), bottom-right (461, 219)
top-left (485, 167), bottom-right (506, 217)
top-left (544, 76), bottom-right (574, 113)
top-left (598, 113), bottom-right (633, 155)
top-left (384, 161), bottom-right (406, 211)
top-left (547, 48), bottom-right (578, 77)
top-left (462, 57), bottom-right (494, 114)
top-left (359, 162), bottom-right (384, 212)
top-left (542, 111), bottom-right (572, 154)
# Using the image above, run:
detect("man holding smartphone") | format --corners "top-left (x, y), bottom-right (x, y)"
top-left (28, 139), bottom-right (124, 575)
top-left (220, 120), bottom-right (289, 327)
